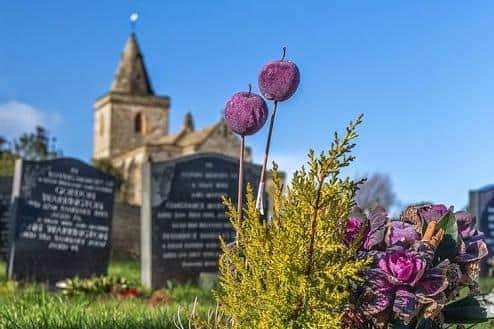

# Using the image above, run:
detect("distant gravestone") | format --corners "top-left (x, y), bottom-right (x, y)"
top-left (0, 176), bottom-right (13, 260)
top-left (8, 158), bottom-right (116, 283)
top-left (141, 153), bottom-right (264, 289)
top-left (469, 185), bottom-right (494, 276)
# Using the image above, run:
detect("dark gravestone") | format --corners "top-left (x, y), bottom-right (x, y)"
top-left (0, 176), bottom-right (13, 260)
top-left (8, 158), bottom-right (116, 283)
top-left (142, 153), bottom-right (264, 289)
top-left (469, 185), bottom-right (494, 276)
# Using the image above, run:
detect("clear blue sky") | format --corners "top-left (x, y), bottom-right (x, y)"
top-left (1, 1), bottom-right (493, 210)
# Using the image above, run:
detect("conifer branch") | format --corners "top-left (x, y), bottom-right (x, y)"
top-left (291, 114), bottom-right (363, 326)
top-left (216, 115), bottom-right (365, 329)
top-left (305, 172), bottom-right (324, 276)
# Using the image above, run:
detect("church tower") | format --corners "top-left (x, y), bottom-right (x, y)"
top-left (93, 33), bottom-right (170, 160)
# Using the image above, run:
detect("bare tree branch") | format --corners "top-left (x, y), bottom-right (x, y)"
top-left (356, 172), bottom-right (396, 210)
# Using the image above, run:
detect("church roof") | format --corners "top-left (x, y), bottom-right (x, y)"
top-left (110, 33), bottom-right (154, 96)
top-left (149, 117), bottom-right (229, 148)
top-left (177, 122), bottom-right (220, 147)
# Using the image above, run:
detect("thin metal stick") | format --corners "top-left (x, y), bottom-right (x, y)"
top-left (255, 101), bottom-right (278, 215)
top-left (237, 135), bottom-right (245, 224)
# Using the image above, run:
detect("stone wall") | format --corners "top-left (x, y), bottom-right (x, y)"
top-left (111, 202), bottom-right (141, 259)
top-left (109, 101), bottom-right (169, 157)
top-left (93, 102), bottom-right (112, 159)
top-left (93, 93), bottom-right (170, 161)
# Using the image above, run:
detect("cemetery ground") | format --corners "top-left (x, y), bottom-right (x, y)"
top-left (0, 258), bottom-right (215, 329)
top-left (0, 259), bottom-right (493, 329)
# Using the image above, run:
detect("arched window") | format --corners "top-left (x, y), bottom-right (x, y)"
top-left (135, 112), bottom-right (147, 135)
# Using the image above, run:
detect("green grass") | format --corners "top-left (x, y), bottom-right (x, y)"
top-left (107, 257), bottom-right (141, 285)
top-left (0, 259), bottom-right (215, 329)
top-left (480, 276), bottom-right (494, 293)
top-left (0, 260), bottom-right (493, 328)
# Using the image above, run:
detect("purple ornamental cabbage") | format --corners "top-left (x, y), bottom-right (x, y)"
top-left (345, 215), bottom-right (368, 246)
top-left (377, 246), bottom-right (426, 286)
top-left (403, 263), bottom-right (449, 323)
top-left (351, 204), bottom-right (489, 327)
top-left (415, 261), bottom-right (450, 298)
top-left (401, 204), bottom-right (449, 233)
top-left (385, 221), bottom-right (420, 246)
top-left (419, 204), bottom-right (449, 222)
top-left (345, 206), bottom-right (387, 250)
top-left (359, 269), bottom-right (393, 317)
top-left (360, 244), bottom-right (449, 325)
top-left (456, 235), bottom-right (489, 264)
top-left (454, 211), bottom-right (489, 263)
top-left (457, 239), bottom-right (489, 263)
top-left (417, 292), bottom-right (447, 321)
top-left (456, 211), bottom-right (481, 240)
top-left (393, 288), bottom-right (420, 324)
top-left (443, 263), bottom-right (463, 300)
top-left (363, 206), bottom-right (388, 250)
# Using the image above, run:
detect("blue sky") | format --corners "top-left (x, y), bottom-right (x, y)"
top-left (1, 1), bottom-right (493, 210)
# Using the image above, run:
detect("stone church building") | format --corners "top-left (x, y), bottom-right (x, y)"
top-left (93, 33), bottom-right (251, 206)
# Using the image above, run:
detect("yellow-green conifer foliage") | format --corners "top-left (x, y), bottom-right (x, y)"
top-left (215, 115), bottom-right (369, 329)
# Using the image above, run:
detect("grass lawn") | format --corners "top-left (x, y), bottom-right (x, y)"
top-left (0, 259), bottom-right (493, 328)
top-left (0, 259), bottom-right (215, 329)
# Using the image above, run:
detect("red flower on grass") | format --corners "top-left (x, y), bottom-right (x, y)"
top-left (118, 288), bottom-right (139, 298)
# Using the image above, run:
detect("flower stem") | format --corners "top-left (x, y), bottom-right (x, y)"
top-left (237, 135), bottom-right (245, 240)
top-left (255, 101), bottom-right (278, 216)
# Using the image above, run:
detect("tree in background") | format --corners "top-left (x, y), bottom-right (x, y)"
top-left (12, 126), bottom-right (61, 161)
top-left (355, 172), bottom-right (396, 210)
top-left (0, 137), bottom-right (15, 176)
top-left (0, 126), bottom-right (62, 176)
top-left (0, 137), bottom-right (7, 150)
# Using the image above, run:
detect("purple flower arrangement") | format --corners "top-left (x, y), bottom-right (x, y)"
top-left (220, 48), bottom-right (491, 328)
top-left (345, 204), bottom-right (488, 328)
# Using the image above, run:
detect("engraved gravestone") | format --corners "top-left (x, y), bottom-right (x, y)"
top-left (142, 153), bottom-right (264, 289)
top-left (469, 185), bottom-right (494, 276)
top-left (0, 176), bottom-right (13, 259)
top-left (7, 158), bottom-right (116, 283)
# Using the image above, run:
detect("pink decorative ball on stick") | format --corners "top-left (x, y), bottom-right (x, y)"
top-left (258, 47), bottom-right (300, 102)
top-left (224, 85), bottom-right (268, 228)
top-left (224, 87), bottom-right (268, 136)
